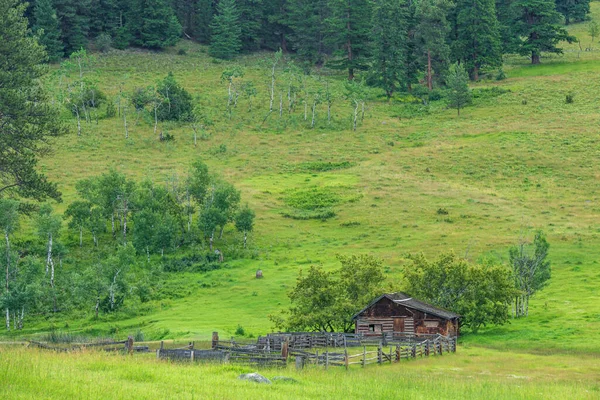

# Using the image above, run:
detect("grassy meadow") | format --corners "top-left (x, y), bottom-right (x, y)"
top-left (2, 4), bottom-right (600, 399)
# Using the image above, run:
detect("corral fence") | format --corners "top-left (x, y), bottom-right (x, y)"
top-left (156, 331), bottom-right (457, 369)
top-left (25, 336), bottom-right (149, 354)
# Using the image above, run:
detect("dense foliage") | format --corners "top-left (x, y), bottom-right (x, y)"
top-left (18, 0), bottom-right (587, 73)
top-left (404, 252), bottom-right (516, 332)
top-left (272, 254), bottom-right (386, 332)
top-left (0, 161), bottom-right (255, 331)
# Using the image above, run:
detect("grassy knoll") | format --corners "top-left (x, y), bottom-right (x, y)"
top-left (1, 346), bottom-right (598, 399)
top-left (2, 4), bottom-right (600, 399)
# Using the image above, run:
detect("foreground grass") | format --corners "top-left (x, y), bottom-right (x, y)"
top-left (0, 346), bottom-right (598, 400)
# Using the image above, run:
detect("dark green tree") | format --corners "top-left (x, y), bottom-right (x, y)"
top-left (454, 0), bottom-right (502, 80)
top-left (237, 0), bottom-right (265, 51)
top-left (136, 0), bottom-right (182, 49)
top-left (32, 0), bottom-right (64, 62)
top-left (235, 206), bottom-right (255, 248)
top-left (413, 0), bottom-right (452, 90)
top-left (370, 0), bottom-right (409, 98)
top-left (326, 0), bottom-right (373, 80)
top-left (509, 231), bottom-right (550, 318)
top-left (555, 0), bottom-right (590, 25)
top-left (446, 62), bottom-right (471, 115)
top-left (513, 0), bottom-right (574, 64)
top-left (272, 255), bottom-right (386, 332)
top-left (209, 0), bottom-right (242, 59)
top-left (53, 0), bottom-right (91, 55)
top-left (495, 0), bottom-right (521, 54)
top-left (285, 0), bottom-right (331, 64)
top-left (0, 0), bottom-right (66, 201)
top-left (404, 252), bottom-right (515, 332)
top-left (156, 72), bottom-right (193, 121)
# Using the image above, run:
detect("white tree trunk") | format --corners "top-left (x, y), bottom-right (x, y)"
top-left (124, 107), bottom-right (128, 139)
top-left (45, 233), bottom-right (53, 276)
top-left (5, 309), bottom-right (9, 331)
top-left (311, 102), bottom-right (316, 128)
top-left (74, 106), bottom-right (82, 136)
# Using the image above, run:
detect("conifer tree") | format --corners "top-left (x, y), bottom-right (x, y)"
top-left (446, 62), bottom-right (471, 116)
top-left (454, 0), bottom-right (502, 80)
top-left (195, 0), bottom-right (215, 43)
top-left (414, 0), bottom-right (451, 90)
top-left (237, 0), bottom-right (265, 51)
top-left (495, 0), bottom-right (521, 54)
top-left (370, 0), bottom-right (409, 98)
top-left (32, 0), bottom-right (64, 62)
top-left (137, 0), bottom-right (182, 49)
top-left (286, 0), bottom-right (331, 64)
top-left (513, 0), bottom-right (573, 64)
top-left (555, 0), bottom-right (590, 25)
top-left (209, 0), bottom-right (242, 59)
top-left (0, 0), bottom-right (66, 201)
top-left (53, 0), bottom-right (91, 55)
top-left (326, 0), bottom-right (373, 80)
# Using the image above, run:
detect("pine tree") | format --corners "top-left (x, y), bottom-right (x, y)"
top-left (326, 0), bottom-right (373, 80)
top-left (89, 0), bottom-right (121, 38)
top-left (446, 62), bottom-right (471, 116)
top-left (137, 0), bottom-right (182, 49)
top-left (414, 0), bottom-right (452, 90)
top-left (495, 0), bottom-right (521, 54)
top-left (555, 0), bottom-right (590, 25)
top-left (53, 0), bottom-right (91, 55)
top-left (209, 0), bottom-right (242, 59)
top-left (32, 0), bottom-right (64, 62)
top-left (0, 0), bottom-right (66, 201)
top-left (237, 0), bottom-right (265, 51)
top-left (454, 0), bottom-right (502, 80)
top-left (370, 0), bottom-right (409, 98)
top-left (194, 0), bottom-right (215, 43)
top-left (513, 0), bottom-right (574, 64)
top-left (285, 0), bottom-right (331, 64)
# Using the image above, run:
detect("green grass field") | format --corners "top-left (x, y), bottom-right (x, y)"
top-left (2, 4), bottom-right (600, 399)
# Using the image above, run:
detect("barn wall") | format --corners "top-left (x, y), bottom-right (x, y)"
top-left (355, 297), bottom-right (459, 336)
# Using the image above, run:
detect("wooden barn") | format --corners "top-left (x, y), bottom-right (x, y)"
top-left (353, 292), bottom-right (460, 337)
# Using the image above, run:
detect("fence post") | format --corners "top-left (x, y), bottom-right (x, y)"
top-left (316, 350), bottom-right (319, 366)
top-left (190, 349), bottom-right (194, 362)
top-left (378, 342), bottom-right (382, 364)
top-left (412, 343), bottom-right (416, 359)
top-left (296, 356), bottom-right (304, 370)
top-left (425, 340), bottom-right (430, 357)
top-left (127, 336), bottom-right (134, 356)
top-left (160, 341), bottom-right (164, 350)
top-left (453, 336), bottom-right (457, 353)
top-left (362, 345), bottom-right (366, 368)
top-left (344, 348), bottom-right (349, 371)
top-left (389, 346), bottom-right (393, 364)
top-left (281, 339), bottom-right (289, 360)
top-left (325, 349), bottom-right (329, 370)
top-left (212, 332), bottom-right (219, 349)
top-left (156, 348), bottom-right (160, 359)
top-left (395, 344), bottom-right (400, 362)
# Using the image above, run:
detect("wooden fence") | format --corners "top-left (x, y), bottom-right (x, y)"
top-left (26, 337), bottom-right (149, 354)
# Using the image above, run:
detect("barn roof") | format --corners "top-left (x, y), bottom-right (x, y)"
top-left (352, 292), bottom-right (461, 320)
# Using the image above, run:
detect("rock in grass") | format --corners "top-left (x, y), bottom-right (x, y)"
top-left (272, 376), bottom-right (299, 384)
top-left (238, 373), bottom-right (271, 384)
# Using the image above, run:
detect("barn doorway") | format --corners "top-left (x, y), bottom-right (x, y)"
top-left (394, 317), bottom-right (415, 334)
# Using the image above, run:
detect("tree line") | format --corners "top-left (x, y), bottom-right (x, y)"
top-left (25, 0), bottom-right (586, 76)
top-left (273, 232), bottom-right (550, 333)
top-left (0, 161), bottom-right (255, 331)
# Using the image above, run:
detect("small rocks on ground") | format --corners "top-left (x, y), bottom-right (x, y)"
top-left (238, 372), bottom-right (271, 384)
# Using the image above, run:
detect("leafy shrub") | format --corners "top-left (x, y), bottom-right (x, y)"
top-left (284, 187), bottom-right (340, 210)
top-left (235, 325), bottom-right (246, 336)
top-left (566, 93), bottom-right (574, 104)
top-left (156, 72), bottom-right (194, 122)
top-left (131, 87), bottom-right (153, 111)
top-left (436, 208), bottom-right (449, 215)
top-left (105, 99), bottom-right (116, 118)
top-left (96, 33), bottom-right (112, 53)
top-left (496, 68), bottom-right (507, 81)
top-left (428, 89), bottom-right (444, 101)
top-left (295, 161), bottom-right (353, 173)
